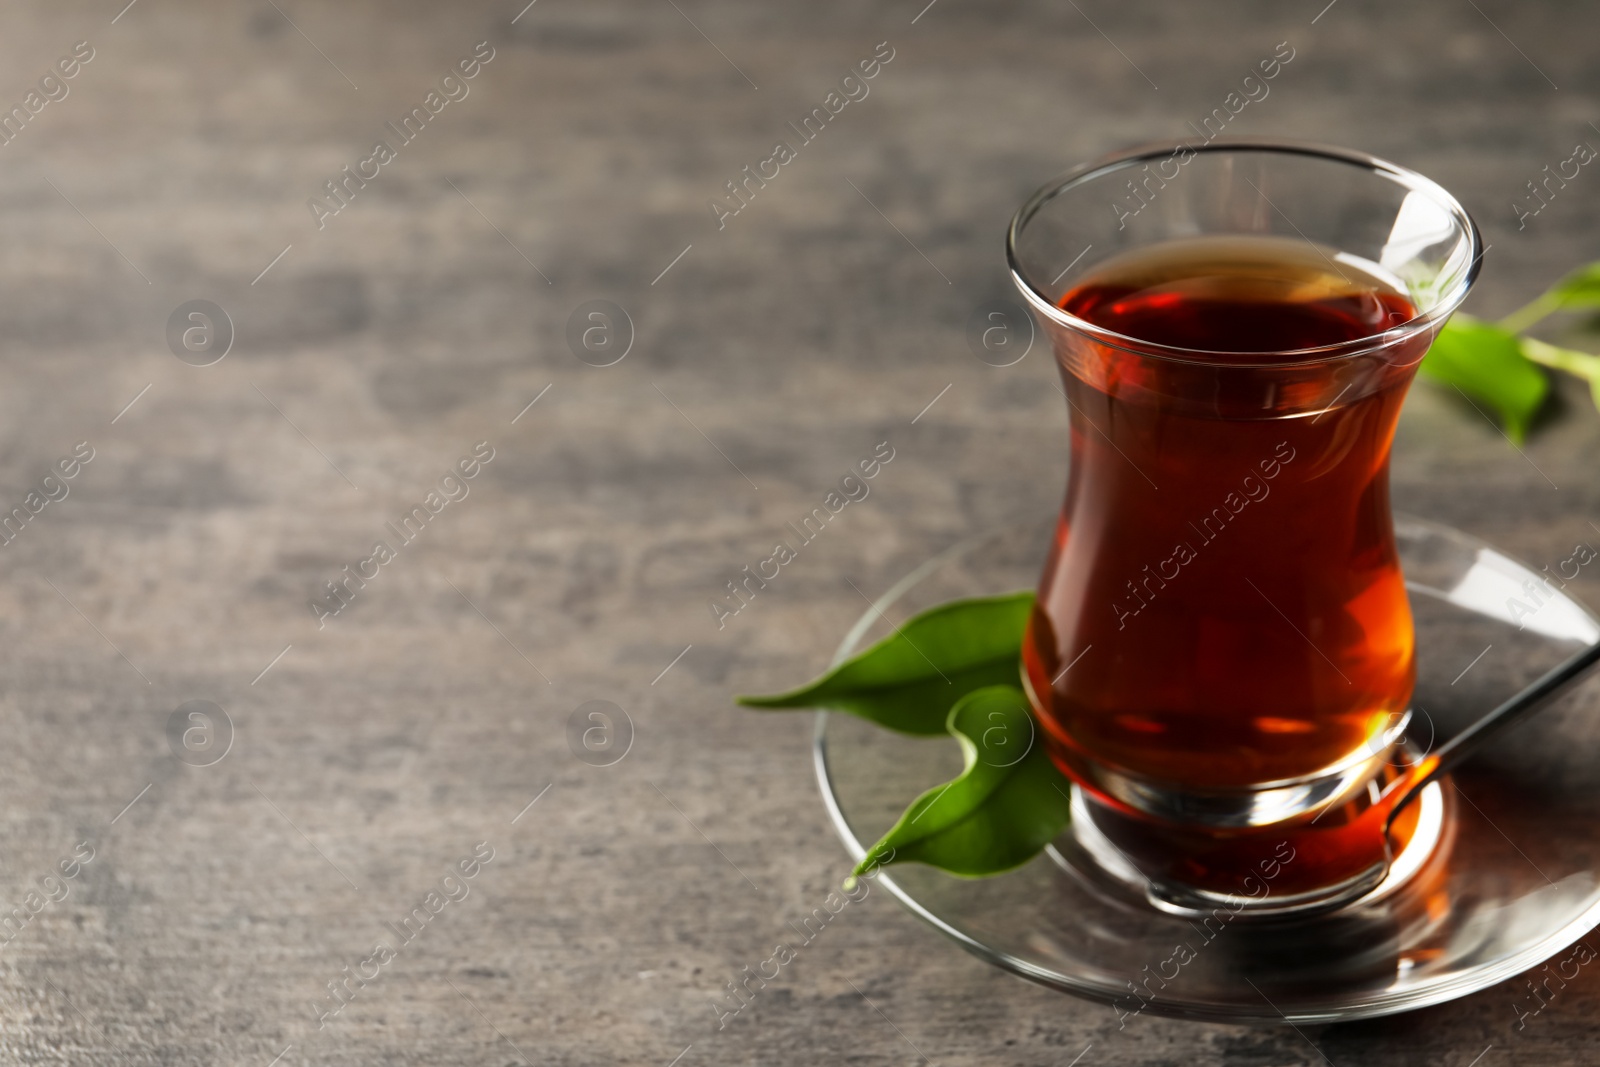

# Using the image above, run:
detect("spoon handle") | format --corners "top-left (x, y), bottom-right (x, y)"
top-left (1384, 638), bottom-right (1600, 829)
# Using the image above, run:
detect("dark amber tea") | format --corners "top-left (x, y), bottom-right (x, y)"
top-left (1022, 236), bottom-right (1427, 811)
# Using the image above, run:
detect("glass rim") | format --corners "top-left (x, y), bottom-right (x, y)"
top-left (1006, 138), bottom-right (1486, 369)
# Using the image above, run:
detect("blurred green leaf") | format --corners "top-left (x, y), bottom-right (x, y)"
top-left (736, 592), bottom-right (1033, 735)
top-left (852, 686), bottom-right (1073, 878)
top-left (1421, 315), bottom-right (1548, 442)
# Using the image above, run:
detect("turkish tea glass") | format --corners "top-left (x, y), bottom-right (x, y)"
top-left (1008, 141), bottom-right (1482, 913)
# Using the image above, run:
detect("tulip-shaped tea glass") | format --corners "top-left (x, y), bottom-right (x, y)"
top-left (1008, 141), bottom-right (1483, 914)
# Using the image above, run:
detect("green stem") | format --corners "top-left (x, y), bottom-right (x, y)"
top-left (1498, 291), bottom-right (1566, 334)
top-left (1520, 337), bottom-right (1600, 381)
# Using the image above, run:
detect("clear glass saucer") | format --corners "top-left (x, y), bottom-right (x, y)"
top-left (813, 515), bottom-right (1600, 1024)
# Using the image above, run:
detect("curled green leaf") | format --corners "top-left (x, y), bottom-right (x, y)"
top-left (853, 685), bottom-right (1074, 878)
top-left (1420, 314), bottom-right (1548, 442)
top-left (736, 592), bottom-right (1033, 735)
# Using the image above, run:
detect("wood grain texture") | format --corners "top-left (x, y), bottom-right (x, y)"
top-left (0, 0), bottom-right (1592, 1062)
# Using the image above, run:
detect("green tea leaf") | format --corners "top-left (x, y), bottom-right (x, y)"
top-left (736, 592), bottom-right (1034, 735)
top-left (853, 686), bottom-right (1073, 878)
top-left (1420, 314), bottom-right (1548, 442)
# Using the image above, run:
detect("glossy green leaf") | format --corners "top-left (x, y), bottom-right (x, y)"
top-left (1420, 314), bottom-right (1548, 442)
top-left (735, 592), bottom-right (1034, 735)
top-left (852, 686), bottom-right (1073, 878)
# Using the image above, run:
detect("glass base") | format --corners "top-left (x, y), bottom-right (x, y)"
top-left (814, 514), bottom-right (1600, 1023)
top-left (1037, 714), bottom-right (1406, 829)
top-left (1063, 768), bottom-right (1450, 919)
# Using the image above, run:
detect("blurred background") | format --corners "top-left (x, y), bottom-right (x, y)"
top-left (0, 0), bottom-right (1594, 1063)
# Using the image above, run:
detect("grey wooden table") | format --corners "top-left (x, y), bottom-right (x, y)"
top-left (0, 0), bottom-right (1596, 1063)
